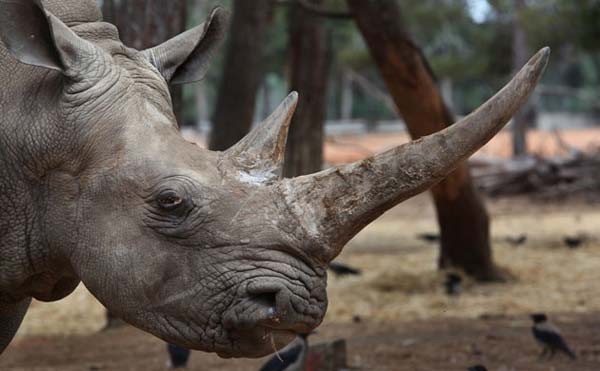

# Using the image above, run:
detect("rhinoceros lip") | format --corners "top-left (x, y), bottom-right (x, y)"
top-left (217, 327), bottom-right (297, 358)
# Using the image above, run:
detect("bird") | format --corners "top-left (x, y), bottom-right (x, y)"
top-left (563, 235), bottom-right (586, 249)
top-left (260, 334), bottom-right (309, 371)
top-left (467, 365), bottom-right (488, 371)
top-left (417, 232), bottom-right (440, 243)
top-left (530, 313), bottom-right (576, 360)
top-left (328, 261), bottom-right (361, 277)
top-left (505, 234), bottom-right (527, 246)
top-left (166, 343), bottom-right (191, 369)
top-left (444, 272), bottom-right (462, 296)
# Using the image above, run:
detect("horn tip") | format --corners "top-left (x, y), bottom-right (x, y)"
top-left (209, 6), bottom-right (231, 23)
top-left (532, 47), bottom-right (551, 70)
top-left (288, 91), bottom-right (299, 102)
top-left (284, 91), bottom-right (299, 113)
top-left (540, 46), bottom-right (551, 56)
top-left (539, 46), bottom-right (551, 63)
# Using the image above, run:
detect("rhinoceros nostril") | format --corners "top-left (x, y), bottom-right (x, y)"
top-left (250, 292), bottom-right (278, 314)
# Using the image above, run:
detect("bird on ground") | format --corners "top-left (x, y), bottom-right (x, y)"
top-left (467, 365), bottom-right (488, 371)
top-left (328, 261), bottom-right (361, 277)
top-left (102, 310), bottom-right (127, 330)
top-left (530, 313), bottom-right (576, 360)
top-left (167, 343), bottom-right (191, 369)
top-left (417, 232), bottom-right (440, 243)
top-left (260, 334), bottom-right (309, 371)
top-left (563, 234), bottom-right (586, 249)
top-left (444, 272), bottom-right (462, 296)
top-left (505, 234), bottom-right (527, 246)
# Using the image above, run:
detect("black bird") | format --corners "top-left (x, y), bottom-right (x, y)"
top-left (417, 232), bottom-right (440, 243)
top-left (505, 234), bottom-right (527, 246)
top-left (444, 272), bottom-right (462, 296)
top-left (167, 343), bottom-right (191, 369)
top-left (563, 235), bottom-right (586, 249)
top-left (530, 313), bottom-right (576, 360)
top-left (260, 334), bottom-right (309, 371)
top-left (328, 261), bottom-right (361, 277)
top-left (467, 365), bottom-right (488, 371)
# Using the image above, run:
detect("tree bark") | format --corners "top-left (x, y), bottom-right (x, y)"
top-left (512, 0), bottom-right (530, 157)
top-left (284, 0), bottom-right (331, 177)
top-left (208, 0), bottom-right (274, 151)
top-left (347, 0), bottom-right (500, 281)
top-left (100, 0), bottom-right (187, 124)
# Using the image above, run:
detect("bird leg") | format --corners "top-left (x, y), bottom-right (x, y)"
top-left (538, 347), bottom-right (549, 361)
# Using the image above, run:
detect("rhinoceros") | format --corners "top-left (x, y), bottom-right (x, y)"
top-left (0, 0), bottom-right (548, 359)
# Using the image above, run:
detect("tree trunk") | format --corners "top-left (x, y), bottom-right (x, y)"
top-left (512, 0), bottom-right (529, 157)
top-left (340, 69), bottom-right (353, 121)
top-left (347, 0), bottom-right (500, 281)
top-left (208, 0), bottom-right (274, 151)
top-left (284, 0), bottom-right (331, 177)
top-left (100, 0), bottom-right (187, 124)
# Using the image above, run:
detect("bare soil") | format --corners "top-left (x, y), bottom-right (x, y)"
top-left (3, 314), bottom-right (600, 370)
top-left (3, 194), bottom-right (600, 370)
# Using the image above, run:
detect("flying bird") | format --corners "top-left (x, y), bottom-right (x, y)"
top-left (467, 365), bottom-right (488, 371)
top-left (530, 313), bottom-right (576, 360)
top-left (328, 261), bottom-right (361, 277)
top-left (260, 334), bottom-right (309, 371)
top-left (444, 272), bottom-right (462, 296)
top-left (167, 343), bottom-right (191, 369)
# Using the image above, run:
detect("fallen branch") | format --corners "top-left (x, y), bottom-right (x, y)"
top-left (472, 151), bottom-right (600, 199)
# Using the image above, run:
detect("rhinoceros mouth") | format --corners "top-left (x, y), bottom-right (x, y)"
top-left (216, 327), bottom-right (297, 358)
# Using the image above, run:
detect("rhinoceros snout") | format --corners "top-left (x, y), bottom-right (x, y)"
top-left (224, 278), bottom-right (326, 334)
top-left (214, 277), bottom-right (326, 358)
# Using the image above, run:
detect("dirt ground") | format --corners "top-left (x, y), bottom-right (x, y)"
top-left (4, 313), bottom-right (600, 371)
top-left (3, 193), bottom-right (600, 370)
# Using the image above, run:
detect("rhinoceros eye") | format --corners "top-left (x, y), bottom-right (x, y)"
top-left (156, 190), bottom-right (184, 211)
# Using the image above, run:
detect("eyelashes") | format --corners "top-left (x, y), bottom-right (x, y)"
top-left (156, 190), bottom-right (184, 211)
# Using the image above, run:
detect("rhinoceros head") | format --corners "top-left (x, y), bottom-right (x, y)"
top-left (0, 0), bottom-right (549, 358)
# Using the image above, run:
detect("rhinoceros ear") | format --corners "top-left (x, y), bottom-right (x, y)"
top-left (142, 8), bottom-right (228, 85)
top-left (0, 0), bottom-right (96, 74)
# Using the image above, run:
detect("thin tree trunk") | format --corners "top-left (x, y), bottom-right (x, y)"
top-left (261, 80), bottom-right (273, 122)
top-left (347, 0), bottom-right (500, 281)
top-left (340, 69), bottom-right (353, 121)
top-left (101, 0), bottom-right (187, 124)
top-left (208, 0), bottom-right (274, 151)
top-left (191, 0), bottom-right (208, 130)
top-left (512, 0), bottom-right (529, 157)
top-left (284, 0), bottom-right (330, 177)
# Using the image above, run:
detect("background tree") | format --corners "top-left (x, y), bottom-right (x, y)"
top-left (284, 0), bottom-right (332, 177)
top-left (208, 0), bottom-right (275, 151)
top-left (511, 0), bottom-right (530, 157)
top-left (346, 0), bottom-right (499, 280)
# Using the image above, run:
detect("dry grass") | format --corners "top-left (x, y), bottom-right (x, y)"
top-left (14, 195), bottom-right (600, 339)
top-left (326, 207), bottom-right (600, 323)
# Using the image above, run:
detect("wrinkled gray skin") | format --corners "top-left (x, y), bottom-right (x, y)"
top-left (0, 0), bottom-right (549, 359)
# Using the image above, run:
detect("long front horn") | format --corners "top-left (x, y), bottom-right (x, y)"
top-left (279, 47), bottom-right (550, 261)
